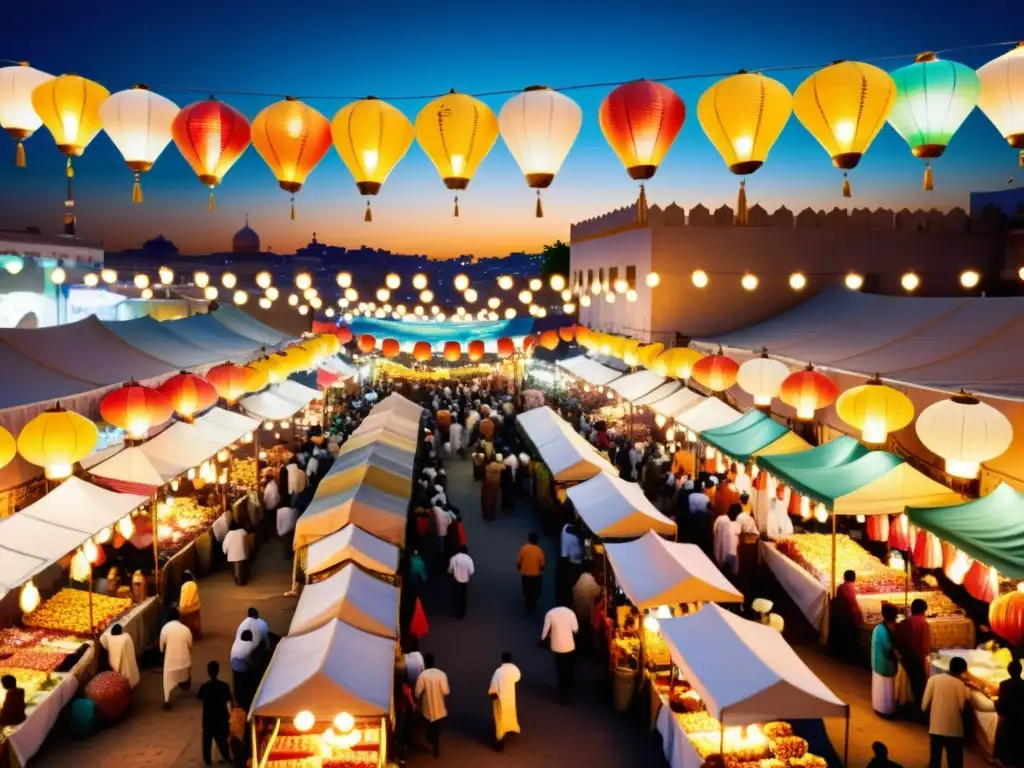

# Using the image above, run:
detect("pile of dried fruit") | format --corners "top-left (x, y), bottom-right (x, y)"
top-left (775, 534), bottom-right (906, 594)
top-left (23, 589), bottom-right (132, 635)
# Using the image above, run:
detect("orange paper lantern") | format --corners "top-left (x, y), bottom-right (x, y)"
top-left (496, 337), bottom-right (515, 359)
top-left (381, 338), bottom-right (400, 358)
top-left (599, 80), bottom-right (685, 180)
top-left (413, 341), bottom-right (432, 362)
top-left (357, 335), bottom-right (376, 354)
top-left (912, 530), bottom-right (943, 569)
top-left (866, 514), bottom-right (889, 543)
top-left (575, 325), bottom-right (590, 346)
top-left (205, 362), bottom-right (252, 403)
top-left (336, 325), bottom-right (353, 345)
top-left (779, 364), bottom-right (839, 420)
top-left (888, 512), bottom-right (911, 551)
top-left (99, 381), bottom-right (172, 439)
top-left (558, 326), bottom-right (576, 343)
top-left (965, 560), bottom-right (999, 603)
top-left (691, 349), bottom-right (739, 392)
top-left (468, 340), bottom-right (485, 362)
top-left (522, 335), bottom-right (537, 354)
top-left (539, 329), bottom-right (560, 350)
top-left (989, 588), bottom-right (1024, 647)
top-left (443, 341), bottom-right (461, 362)
top-left (157, 372), bottom-right (218, 420)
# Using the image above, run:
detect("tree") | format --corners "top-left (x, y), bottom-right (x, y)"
top-left (540, 240), bottom-right (569, 277)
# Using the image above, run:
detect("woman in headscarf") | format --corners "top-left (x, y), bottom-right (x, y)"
top-left (178, 570), bottom-right (202, 639)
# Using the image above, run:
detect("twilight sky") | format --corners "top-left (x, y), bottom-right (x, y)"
top-left (0, 0), bottom-right (1018, 257)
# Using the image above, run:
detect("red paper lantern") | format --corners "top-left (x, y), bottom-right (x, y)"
top-left (157, 372), bottom-right (218, 421)
top-left (692, 349), bottom-right (739, 392)
top-left (539, 329), bottom-right (560, 350)
top-left (599, 80), bottom-right (685, 180)
top-left (99, 381), bottom-right (172, 439)
top-left (496, 337), bottom-right (515, 359)
top-left (413, 341), bottom-right (432, 362)
top-left (381, 338), bottom-right (400, 358)
top-left (866, 514), bottom-right (889, 542)
top-left (912, 530), bottom-right (942, 569)
top-left (989, 588), bottom-right (1024, 647)
top-left (443, 341), bottom-right (461, 362)
top-left (336, 325), bottom-right (353, 344)
top-left (779, 364), bottom-right (839, 421)
top-left (357, 334), bottom-right (376, 354)
top-left (171, 98), bottom-right (251, 210)
top-left (205, 362), bottom-right (252, 404)
top-left (888, 512), bottom-right (911, 551)
top-left (558, 326), bottom-right (576, 343)
top-left (522, 335), bottom-right (537, 354)
top-left (468, 340), bottom-right (485, 362)
top-left (965, 561), bottom-right (999, 603)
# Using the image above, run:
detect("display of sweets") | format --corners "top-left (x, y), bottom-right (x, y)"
top-left (23, 588), bottom-right (132, 635)
top-left (156, 497), bottom-right (222, 555)
top-left (0, 648), bottom-right (67, 673)
top-left (230, 458), bottom-right (258, 488)
top-left (863, 591), bottom-right (962, 625)
top-left (769, 737), bottom-right (808, 761)
top-left (676, 711), bottom-right (721, 734)
top-left (775, 534), bottom-right (907, 594)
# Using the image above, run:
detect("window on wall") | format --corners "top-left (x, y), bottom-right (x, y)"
top-left (626, 265), bottom-right (636, 289)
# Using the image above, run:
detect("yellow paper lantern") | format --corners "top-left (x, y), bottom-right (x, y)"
top-left (332, 97), bottom-right (414, 221)
top-left (70, 550), bottom-right (90, 582)
top-left (100, 85), bottom-right (180, 203)
top-left (31, 73), bottom-right (110, 170)
top-left (0, 63), bottom-right (54, 167)
top-left (836, 375), bottom-right (915, 444)
top-left (698, 72), bottom-right (792, 223)
top-left (19, 580), bottom-right (41, 614)
top-left (653, 347), bottom-right (704, 380)
top-left (244, 362), bottom-right (270, 393)
top-left (0, 425), bottom-right (16, 470)
top-left (416, 90), bottom-right (499, 215)
top-left (794, 61), bottom-right (896, 196)
top-left (18, 403), bottom-right (99, 479)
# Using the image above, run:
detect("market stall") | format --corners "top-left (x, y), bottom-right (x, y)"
top-left (700, 410), bottom-right (811, 463)
top-left (609, 370), bottom-right (668, 403)
top-left (305, 525), bottom-right (400, 583)
top-left (528, 418), bottom-right (617, 484)
top-left (649, 388), bottom-right (705, 421)
top-left (294, 484), bottom-right (408, 550)
top-left (338, 429), bottom-right (418, 457)
top-left (632, 381), bottom-right (683, 408)
top-left (672, 397), bottom-right (741, 435)
top-left (250, 618), bottom-right (393, 768)
top-left (556, 355), bottom-right (623, 387)
top-left (369, 393), bottom-right (426, 423)
top-left (350, 411), bottom-right (420, 441)
top-left (315, 461), bottom-right (413, 503)
top-left (565, 472), bottom-right (676, 540)
top-left (330, 443), bottom-right (416, 485)
top-left (288, 564), bottom-right (399, 639)
top-left (517, 406), bottom-right (577, 447)
top-left (655, 604), bottom-right (848, 768)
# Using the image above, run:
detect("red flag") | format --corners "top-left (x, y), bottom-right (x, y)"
top-left (409, 597), bottom-right (429, 639)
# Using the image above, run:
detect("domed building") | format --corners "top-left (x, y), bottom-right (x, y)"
top-left (232, 215), bottom-right (260, 253)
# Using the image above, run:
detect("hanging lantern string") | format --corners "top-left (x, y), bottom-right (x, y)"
top-left (2, 40), bottom-right (1015, 103)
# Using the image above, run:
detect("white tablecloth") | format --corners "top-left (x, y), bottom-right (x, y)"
top-left (760, 541), bottom-right (828, 632)
top-left (9, 666), bottom-right (81, 766)
top-left (652, 691), bottom-right (703, 768)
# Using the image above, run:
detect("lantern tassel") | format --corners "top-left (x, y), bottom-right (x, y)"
top-left (364, 201), bottom-right (372, 223)
top-left (1019, 149), bottom-right (1023, 168)
top-left (736, 180), bottom-right (748, 226)
top-left (209, 188), bottom-right (216, 212)
top-left (132, 172), bottom-right (143, 204)
top-left (923, 162), bottom-right (934, 191)
top-left (290, 196), bottom-right (295, 220)
top-left (66, 156), bottom-right (74, 179)
top-left (842, 172), bottom-right (851, 198)
top-left (535, 190), bottom-right (543, 218)
top-left (15, 140), bottom-right (25, 168)
top-left (453, 195), bottom-right (459, 218)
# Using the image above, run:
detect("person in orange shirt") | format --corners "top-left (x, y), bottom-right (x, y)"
top-left (517, 532), bottom-right (546, 616)
top-left (671, 445), bottom-right (695, 481)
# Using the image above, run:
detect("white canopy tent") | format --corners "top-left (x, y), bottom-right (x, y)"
top-left (632, 381), bottom-right (683, 407)
top-left (518, 406), bottom-right (577, 447)
top-left (294, 483), bottom-right (407, 548)
top-left (89, 445), bottom-right (184, 493)
top-left (0, 477), bottom-right (149, 594)
top-left (650, 387), bottom-right (706, 419)
top-left (371, 393), bottom-right (426, 421)
top-left (239, 390), bottom-right (306, 421)
top-left (673, 397), bottom-right (742, 433)
top-left (353, 410), bottom-right (420, 440)
top-left (273, 379), bottom-right (321, 408)
top-left (566, 472), bottom-right (676, 539)
top-left (251, 618), bottom-right (394, 719)
top-left (193, 407), bottom-right (261, 445)
top-left (659, 604), bottom-right (847, 725)
top-left (331, 442), bottom-right (416, 481)
top-left (306, 524), bottom-right (400, 579)
top-left (603, 531), bottom-right (742, 609)
top-left (535, 427), bottom-right (617, 484)
top-left (556, 355), bottom-right (623, 387)
top-left (140, 422), bottom-right (230, 469)
top-left (320, 356), bottom-right (356, 376)
top-left (289, 563), bottom-right (398, 639)
top-left (610, 370), bottom-right (668, 403)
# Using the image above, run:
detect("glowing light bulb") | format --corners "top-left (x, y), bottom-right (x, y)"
top-left (133, 273), bottom-right (150, 289)
top-left (221, 272), bottom-right (237, 289)
top-left (83, 272), bottom-right (99, 287)
top-left (413, 273), bottom-right (428, 290)
top-left (101, 268), bottom-right (118, 284)
top-left (614, 278), bottom-right (628, 294)
top-left (580, 294), bottom-right (591, 307)
top-left (141, 287), bottom-right (154, 299)
top-left (193, 271), bottom-right (209, 288)
top-left (464, 288), bottom-right (478, 303)
top-left (51, 266), bottom-right (66, 285)
top-left (741, 274), bottom-right (758, 291)
top-left (487, 297), bottom-right (500, 309)
top-left (259, 297), bottom-right (272, 309)
top-left (497, 275), bottom-right (513, 290)
top-left (901, 272), bottom-right (920, 292)
top-left (420, 290), bottom-right (434, 303)
top-left (256, 271), bottom-right (272, 289)
top-left (691, 270), bottom-right (709, 288)
top-left (266, 286), bottom-right (279, 300)
top-left (294, 711), bottom-right (315, 732)
top-left (233, 290), bottom-right (248, 305)
top-left (789, 272), bottom-right (806, 290)
top-left (646, 272), bottom-right (660, 288)
top-left (376, 288), bottom-right (390, 302)
top-left (504, 308), bottom-right (516, 319)
top-left (204, 286), bottom-right (218, 300)
top-left (295, 272), bottom-right (312, 290)
top-left (625, 289), bottom-right (637, 302)
top-left (845, 272), bottom-right (864, 290)
top-left (550, 274), bottom-right (566, 291)
top-left (960, 270), bottom-right (979, 289)
top-left (518, 290), bottom-right (532, 304)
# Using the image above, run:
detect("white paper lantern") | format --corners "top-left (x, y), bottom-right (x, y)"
top-left (0, 63), bottom-right (55, 166)
top-left (915, 391), bottom-right (1013, 479)
top-left (100, 86), bottom-right (179, 201)
top-left (499, 87), bottom-right (582, 187)
top-left (977, 43), bottom-right (1024, 150)
top-left (736, 350), bottom-right (790, 406)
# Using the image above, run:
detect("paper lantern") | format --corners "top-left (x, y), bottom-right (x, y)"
top-left (652, 347), bottom-right (704, 380)
top-left (158, 372), bottom-right (218, 421)
top-left (319, 333), bottom-right (341, 356)
top-left (251, 97), bottom-right (331, 218)
top-left (977, 43), bottom-right (1024, 153)
top-left (496, 337), bottom-right (515, 359)
top-left (697, 72), bottom-right (792, 222)
top-left (244, 362), bottom-right (270, 393)
top-left (416, 90), bottom-right (499, 215)
top-left (915, 391), bottom-right (1013, 479)
top-left (887, 512), bottom-right (910, 551)
top-left (535, 330), bottom-right (557, 351)
top-left (336, 325), bottom-right (353, 345)
top-left (70, 550), bottom-right (91, 582)
top-left (443, 341), bottom-right (462, 362)
top-left (522, 335), bottom-right (537, 355)
top-left (331, 97), bottom-right (414, 221)
top-left (17, 403), bottom-right (99, 479)
top-left (736, 349), bottom-right (790, 406)
top-left (100, 85), bottom-right (180, 203)
top-left (888, 53), bottom-right (980, 190)
top-left (357, 335), bottom-right (376, 354)
top-left (0, 63), bottom-right (54, 166)
top-left (836, 375), bottom-right (914, 444)
top-left (0, 425), bottom-right (16, 470)
top-left (99, 381), bottom-right (173, 439)
top-left (637, 342), bottom-right (665, 371)
top-left (989, 588), bottom-right (1024, 647)
top-left (965, 561), bottom-right (999, 603)
top-left (206, 362), bottom-right (252, 404)
top-left (558, 326), bottom-right (576, 343)
top-left (30, 73), bottom-right (109, 168)
top-left (19, 580), bottom-right (40, 614)
top-left (498, 86), bottom-right (582, 217)
top-left (779, 364), bottom-right (839, 420)
top-left (468, 340), bottom-right (485, 362)
top-left (866, 514), bottom-right (889, 543)
top-left (912, 530), bottom-right (943, 569)
top-left (171, 97), bottom-right (251, 210)
top-left (599, 80), bottom-right (685, 180)
top-left (381, 338), bottom-right (400, 358)
top-left (413, 341), bottom-right (432, 362)
top-left (691, 348), bottom-right (739, 392)
top-left (793, 61), bottom-right (896, 195)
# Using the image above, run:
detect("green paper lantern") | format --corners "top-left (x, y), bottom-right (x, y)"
top-left (888, 52), bottom-right (980, 189)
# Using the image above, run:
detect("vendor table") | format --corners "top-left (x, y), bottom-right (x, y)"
top-left (159, 519), bottom-right (224, 596)
top-left (651, 687), bottom-right (703, 768)
top-left (931, 650), bottom-right (1002, 757)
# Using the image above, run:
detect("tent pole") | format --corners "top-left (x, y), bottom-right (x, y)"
top-left (285, 548), bottom-right (300, 597)
top-left (719, 707), bottom-right (726, 757)
top-left (87, 566), bottom-right (95, 640)
top-left (844, 708), bottom-right (850, 767)
top-left (152, 496), bottom-right (161, 602)
top-left (826, 510), bottom-right (837, 645)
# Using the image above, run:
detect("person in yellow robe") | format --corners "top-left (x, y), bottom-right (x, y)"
top-left (488, 652), bottom-right (521, 751)
top-left (179, 571), bottom-right (201, 639)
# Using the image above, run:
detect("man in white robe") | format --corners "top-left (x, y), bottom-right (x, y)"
top-left (159, 608), bottom-right (193, 707)
top-left (489, 652), bottom-right (521, 751)
top-left (100, 623), bottom-right (140, 688)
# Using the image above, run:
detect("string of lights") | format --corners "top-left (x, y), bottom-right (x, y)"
top-left (1, 39), bottom-right (1017, 101)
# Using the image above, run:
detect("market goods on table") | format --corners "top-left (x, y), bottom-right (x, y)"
top-left (932, 647), bottom-right (1011, 699)
top-left (861, 591), bottom-right (960, 624)
top-left (775, 534), bottom-right (906, 594)
top-left (0, 649), bottom-right (67, 672)
top-left (230, 457), bottom-right (258, 488)
top-left (156, 496), bottom-right (222, 556)
top-left (0, 669), bottom-right (49, 702)
top-left (0, 628), bottom-right (46, 653)
top-left (23, 588), bottom-right (132, 635)
top-left (266, 445), bottom-right (295, 465)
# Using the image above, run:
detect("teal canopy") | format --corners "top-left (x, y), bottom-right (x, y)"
top-left (778, 451), bottom-right (903, 508)
top-left (757, 436), bottom-right (868, 481)
top-left (908, 483), bottom-right (1024, 579)
top-left (701, 411), bottom-right (788, 462)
